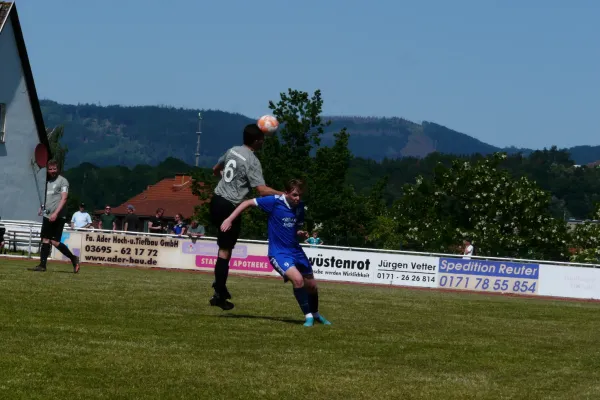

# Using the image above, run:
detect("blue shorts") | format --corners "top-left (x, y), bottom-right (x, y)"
top-left (269, 250), bottom-right (313, 278)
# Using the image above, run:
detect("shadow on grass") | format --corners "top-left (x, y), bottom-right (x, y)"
top-left (25, 268), bottom-right (75, 274)
top-left (218, 314), bottom-right (304, 325)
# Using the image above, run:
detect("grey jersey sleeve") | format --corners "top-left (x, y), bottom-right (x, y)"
top-left (247, 157), bottom-right (266, 188)
top-left (217, 152), bottom-right (227, 165)
top-left (59, 176), bottom-right (69, 193)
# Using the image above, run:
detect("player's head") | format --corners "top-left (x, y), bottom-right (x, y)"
top-left (47, 159), bottom-right (59, 178)
top-left (243, 124), bottom-right (265, 150)
top-left (284, 178), bottom-right (305, 207)
top-left (312, 231), bottom-right (318, 238)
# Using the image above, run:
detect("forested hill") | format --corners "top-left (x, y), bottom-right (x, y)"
top-left (40, 100), bottom-right (600, 169)
top-left (63, 149), bottom-right (600, 223)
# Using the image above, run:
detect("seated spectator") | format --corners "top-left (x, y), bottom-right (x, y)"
top-left (305, 231), bottom-right (324, 247)
top-left (172, 213), bottom-right (187, 236)
top-left (71, 203), bottom-right (92, 230)
top-left (123, 204), bottom-right (140, 233)
top-left (187, 220), bottom-right (205, 242)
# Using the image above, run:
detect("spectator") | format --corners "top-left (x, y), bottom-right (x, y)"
top-left (463, 239), bottom-right (474, 259)
top-left (100, 205), bottom-right (117, 231)
top-left (123, 204), bottom-right (140, 233)
top-left (92, 216), bottom-right (101, 230)
top-left (305, 231), bottom-right (324, 247)
top-left (148, 208), bottom-right (165, 234)
top-left (172, 213), bottom-right (187, 236)
top-left (71, 203), bottom-right (92, 230)
top-left (187, 220), bottom-right (205, 242)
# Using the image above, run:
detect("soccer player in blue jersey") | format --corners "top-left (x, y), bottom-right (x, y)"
top-left (220, 179), bottom-right (331, 327)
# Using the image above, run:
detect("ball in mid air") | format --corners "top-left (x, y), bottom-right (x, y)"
top-left (257, 115), bottom-right (279, 135)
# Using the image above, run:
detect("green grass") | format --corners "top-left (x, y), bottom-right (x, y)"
top-left (1, 259), bottom-right (600, 399)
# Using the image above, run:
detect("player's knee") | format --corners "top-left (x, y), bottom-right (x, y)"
top-left (218, 248), bottom-right (231, 259)
top-left (287, 273), bottom-right (304, 288)
top-left (291, 278), bottom-right (304, 288)
top-left (306, 282), bottom-right (317, 292)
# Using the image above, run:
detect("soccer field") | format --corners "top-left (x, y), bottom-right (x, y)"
top-left (1, 260), bottom-right (600, 399)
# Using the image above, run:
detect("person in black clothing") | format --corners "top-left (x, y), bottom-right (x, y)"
top-left (148, 208), bottom-right (165, 234)
top-left (123, 205), bottom-right (140, 232)
top-left (0, 221), bottom-right (5, 254)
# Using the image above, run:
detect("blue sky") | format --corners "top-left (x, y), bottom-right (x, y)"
top-left (15, 0), bottom-right (599, 149)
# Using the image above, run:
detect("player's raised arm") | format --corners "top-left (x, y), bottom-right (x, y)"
top-left (255, 185), bottom-right (283, 197)
top-left (220, 199), bottom-right (257, 232)
top-left (212, 153), bottom-right (227, 177)
top-left (247, 154), bottom-right (283, 196)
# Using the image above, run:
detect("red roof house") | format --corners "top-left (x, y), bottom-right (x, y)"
top-left (95, 174), bottom-right (207, 230)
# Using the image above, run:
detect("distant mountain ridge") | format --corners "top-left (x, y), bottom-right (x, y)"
top-left (39, 100), bottom-right (600, 168)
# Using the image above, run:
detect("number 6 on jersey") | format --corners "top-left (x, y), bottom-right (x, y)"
top-left (224, 159), bottom-right (237, 183)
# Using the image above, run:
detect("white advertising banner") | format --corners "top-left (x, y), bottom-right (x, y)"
top-left (303, 247), bottom-right (439, 288)
top-left (54, 231), bottom-right (441, 287)
top-left (304, 247), bottom-right (375, 284)
top-left (538, 264), bottom-right (600, 300)
top-left (52, 230), bottom-right (278, 277)
top-left (371, 254), bottom-right (438, 287)
top-left (53, 230), bottom-right (600, 302)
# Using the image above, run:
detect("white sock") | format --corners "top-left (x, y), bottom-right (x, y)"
top-left (305, 313), bottom-right (313, 319)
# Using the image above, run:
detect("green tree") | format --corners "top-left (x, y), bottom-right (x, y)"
top-left (569, 203), bottom-right (600, 264)
top-left (260, 89), bottom-right (378, 246)
top-left (260, 89), bottom-right (329, 188)
top-left (189, 88), bottom-right (383, 245)
top-left (388, 153), bottom-right (570, 260)
top-left (47, 125), bottom-right (68, 171)
top-left (190, 168), bottom-right (218, 232)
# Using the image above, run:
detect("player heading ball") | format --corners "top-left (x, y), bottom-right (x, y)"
top-left (208, 123), bottom-right (282, 310)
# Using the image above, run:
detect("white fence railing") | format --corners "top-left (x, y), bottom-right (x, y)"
top-left (0, 220), bottom-right (45, 257)
top-left (1, 219), bottom-right (598, 268)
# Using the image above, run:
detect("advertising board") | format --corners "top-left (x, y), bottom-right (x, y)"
top-left (55, 231), bottom-right (600, 303)
top-left (538, 264), bottom-right (600, 300)
top-left (53, 231), bottom-right (277, 276)
top-left (55, 232), bottom-right (442, 287)
top-left (438, 257), bottom-right (540, 295)
top-left (303, 248), bottom-right (438, 287)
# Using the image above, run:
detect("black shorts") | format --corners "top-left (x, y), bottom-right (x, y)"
top-left (41, 217), bottom-right (66, 242)
top-left (210, 194), bottom-right (242, 250)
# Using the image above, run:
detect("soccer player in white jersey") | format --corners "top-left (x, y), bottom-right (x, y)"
top-left (221, 179), bottom-right (331, 327)
top-left (209, 124), bottom-right (281, 310)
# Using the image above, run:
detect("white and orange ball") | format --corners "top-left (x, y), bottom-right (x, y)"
top-left (257, 115), bottom-right (279, 135)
